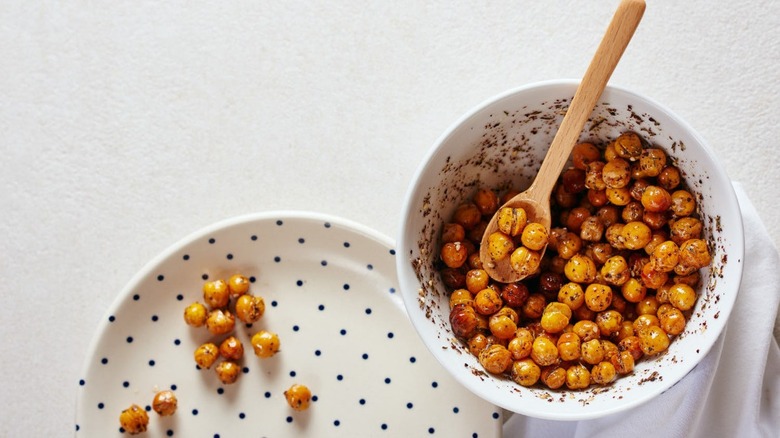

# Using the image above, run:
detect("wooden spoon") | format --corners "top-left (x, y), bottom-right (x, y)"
top-left (480, 0), bottom-right (645, 283)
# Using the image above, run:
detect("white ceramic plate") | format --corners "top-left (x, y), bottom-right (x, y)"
top-left (75, 212), bottom-right (502, 437)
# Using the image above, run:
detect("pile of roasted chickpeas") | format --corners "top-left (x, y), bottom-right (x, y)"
top-left (440, 131), bottom-right (711, 390)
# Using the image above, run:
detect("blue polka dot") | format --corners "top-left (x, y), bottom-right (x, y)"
top-left (381, 424), bottom-right (388, 430)
top-left (337, 374), bottom-right (344, 381)
top-left (343, 284), bottom-right (350, 290)
top-left (264, 392), bottom-right (271, 398)
top-left (453, 407), bottom-right (460, 413)
top-left (359, 398), bottom-right (366, 405)
top-left (183, 254), bottom-right (190, 260)
top-left (239, 412), bottom-right (246, 419)
top-left (192, 409), bottom-right (198, 415)
top-left (133, 294), bottom-right (140, 301)
top-left (315, 350), bottom-right (322, 356)
top-left (201, 273), bottom-right (209, 280)
top-left (97, 402), bottom-right (104, 409)
top-left (274, 256), bottom-right (281, 262)
top-left (384, 377), bottom-right (391, 384)
top-left (166, 430), bottom-right (174, 436)
top-left (251, 235), bottom-right (257, 241)
top-left (365, 308), bottom-right (372, 315)
top-left (290, 370), bottom-right (297, 377)
top-left (276, 220), bottom-right (283, 226)
top-left (298, 238), bottom-right (305, 244)
top-left (171, 384), bottom-right (177, 390)
top-left (157, 275), bottom-right (164, 281)
top-left (367, 264), bottom-right (374, 270)
top-left (387, 332), bottom-right (394, 339)
top-left (492, 412), bottom-right (500, 419)
top-left (286, 416), bottom-right (293, 423)
top-left (208, 238), bottom-right (215, 244)
top-left (152, 315), bottom-right (159, 322)
top-left (431, 381), bottom-right (438, 388)
top-left (409, 357), bottom-right (416, 363)
top-left (340, 329), bottom-right (347, 335)
top-left (321, 260), bottom-right (328, 266)
top-left (318, 304), bottom-right (325, 311)
top-left (428, 427), bottom-right (435, 434)
top-left (324, 222), bottom-right (331, 228)
top-left (176, 294), bottom-right (183, 301)
top-left (389, 249), bottom-right (396, 255)
top-left (406, 402), bottom-right (413, 409)
top-left (122, 381), bottom-right (129, 388)
top-left (271, 300), bottom-right (278, 307)
top-left (174, 339), bottom-right (181, 345)
top-left (334, 420), bottom-right (341, 426)
top-left (226, 253), bottom-right (233, 260)
top-left (148, 360), bottom-right (155, 366)
top-left (296, 280), bottom-right (303, 286)
top-left (362, 353), bottom-right (369, 360)
top-left (108, 315), bottom-right (115, 322)
top-left (217, 388), bottom-right (224, 395)
top-left (79, 379), bottom-right (85, 386)
top-left (101, 358), bottom-right (108, 365)
top-left (293, 325), bottom-right (300, 331)
top-left (126, 336), bottom-right (133, 343)
top-left (343, 242), bottom-right (350, 248)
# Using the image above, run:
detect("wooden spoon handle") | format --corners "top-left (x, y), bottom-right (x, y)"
top-left (528, 0), bottom-right (645, 201)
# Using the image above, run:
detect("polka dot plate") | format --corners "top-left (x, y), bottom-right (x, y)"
top-left (75, 211), bottom-right (502, 437)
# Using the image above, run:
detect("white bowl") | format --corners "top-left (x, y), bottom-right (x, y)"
top-left (396, 79), bottom-right (744, 420)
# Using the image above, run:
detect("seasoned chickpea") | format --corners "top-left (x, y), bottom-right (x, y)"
top-left (502, 282), bottom-right (530, 307)
top-left (521, 293), bottom-right (546, 319)
top-left (670, 217), bottom-right (703, 245)
top-left (605, 223), bottom-right (626, 249)
top-left (602, 158), bottom-right (631, 188)
top-left (618, 335), bottom-right (643, 361)
top-left (152, 390), bottom-right (178, 416)
top-left (453, 203), bottom-right (482, 230)
top-left (638, 148), bottom-right (667, 177)
top-left (510, 246), bottom-right (542, 276)
top-left (621, 221), bottom-right (652, 250)
top-left (668, 283), bottom-right (697, 311)
top-left (591, 361), bottom-right (617, 385)
top-left (678, 239), bottom-right (711, 270)
top-left (440, 268), bottom-right (466, 289)
top-left (449, 289), bottom-right (473, 309)
top-left (641, 186), bottom-right (672, 213)
top-left (657, 165), bottom-right (682, 190)
top-left (203, 279), bottom-right (230, 309)
top-left (558, 282), bottom-right (585, 310)
top-left (557, 332), bottom-right (582, 361)
top-left (556, 231), bottom-right (584, 259)
top-left (206, 309), bottom-right (235, 335)
top-left (585, 161), bottom-right (607, 191)
top-left (580, 216), bottom-right (605, 242)
top-left (596, 310), bottom-right (624, 337)
top-left (588, 188), bottom-right (608, 207)
top-left (473, 288), bottom-right (503, 315)
top-left (606, 187), bottom-right (632, 206)
top-left (284, 384), bottom-right (313, 411)
top-left (531, 336), bottom-right (559, 366)
top-left (465, 269), bottom-right (490, 293)
top-left (601, 255), bottom-right (630, 286)
top-left (610, 349), bottom-right (636, 374)
top-left (497, 207), bottom-right (527, 236)
top-left (633, 314), bottom-right (660, 332)
top-left (511, 359), bottom-right (542, 387)
top-left (613, 132), bottom-right (643, 160)
top-left (585, 283), bottom-right (613, 312)
top-left (638, 326), bottom-right (671, 356)
top-left (489, 313), bottom-right (518, 340)
top-left (119, 404), bottom-right (149, 435)
top-left (659, 305), bottom-right (686, 335)
top-left (183, 302), bottom-right (208, 327)
top-left (622, 201), bottom-right (644, 223)
top-left (670, 190), bottom-right (696, 217)
top-left (486, 231), bottom-right (515, 262)
top-left (194, 342), bottom-right (219, 369)
top-left (620, 278), bottom-right (647, 303)
top-left (235, 294), bottom-right (266, 324)
top-left (565, 364), bottom-right (591, 390)
top-left (473, 188), bottom-right (500, 215)
top-left (562, 167), bottom-right (587, 193)
top-left (468, 332), bottom-right (490, 356)
top-left (508, 328), bottom-right (534, 360)
top-left (540, 302), bottom-right (572, 333)
top-left (449, 303), bottom-right (479, 338)
top-left (579, 338), bottom-right (604, 365)
top-left (572, 142), bottom-right (601, 170)
top-left (227, 274), bottom-right (251, 298)
top-left (521, 222), bottom-right (549, 251)
top-left (641, 262), bottom-right (669, 289)
top-left (636, 296), bottom-right (660, 315)
top-left (479, 344), bottom-right (513, 374)
top-left (615, 320), bottom-right (635, 341)
top-left (219, 335), bottom-right (244, 361)
top-left (541, 365), bottom-right (568, 389)
top-left (651, 240), bottom-right (680, 272)
top-left (566, 207), bottom-right (590, 233)
top-left (573, 320), bottom-right (601, 342)
top-left (441, 241), bottom-right (469, 268)
top-left (441, 222), bottom-right (466, 243)
top-left (215, 360), bottom-right (241, 384)
top-left (251, 330), bottom-right (281, 358)
top-left (564, 254), bottom-right (597, 283)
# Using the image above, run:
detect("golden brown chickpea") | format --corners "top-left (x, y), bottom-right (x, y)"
top-left (541, 365), bottom-right (568, 389)
top-left (463, 269), bottom-right (488, 294)
top-left (508, 328), bottom-right (535, 360)
top-left (573, 320), bottom-right (601, 342)
top-left (674, 271), bottom-right (701, 287)
top-left (621, 221), bottom-right (652, 250)
top-left (467, 221), bottom-right (490, 244)
top-left (251, 330), bottom-right (281, 358)
top-left (227, 274), bottom-right (251, 298)
top-left (215, 360), bottom-right (241, 384)
top-left (670, 190), bottom-right (696, 217)
top-left (566, 207), bottom-right (591, 233)
top-left (468, 332), bottom-right (490, 356)
top-left (605, 223), bottom-right (626, 250)
top-left (489, 313), bottom-right (518, 340)
top-left (618, 335), bottom-right (643, 361)
top-left (651, 240), bottom-right (680, 272)
top-left (521, 222), bottom-right (549, 251)
top-left (601, 255), bottom-right (630, 286)
top-left (629, 178), bottom-right (651, 201)
top-left (453, 203), bottom-right (482, 230)
top-left (588, 242), bottom-right (614, 266)
top-left (564, 254), bottom-right (597, 283)
top-left (219, 335), bottom-right (244, 361)
top-left (657, 165), bottom-right (682, 190)
top-left (441, 223), bottom-right (466, 244)
top-left (531, 336), bottom-right (559, 366)
top-left (449, 303), bottom-right (479, 338)
top-left (206, 309), bottom-right (236, 335)
top-left (670, 217), bottom-right (703, 245)
top-left (610, 349), bottom-right (636, 374)
top-left (606, 187), bottom-right (632, 206)
top-left (152, 390), bottom-right (178, 416)
top-left (497, 207), bottom-right (527, 236)
top-left (555, 183), bottom-right (578, 208)
top-left (479, 344), bottom-right (513, 374)
top-left (668, 283), bottom-right (697, 311)
top-left (183, 302), bottom-right (208, 327)
top-left (638, 148), bottom-right (667, 177)
top-left (486, 232), bottom-right (515, 261)
top-left (557, 282), bottom-right (585, 310)
top-left (284, 384), bottom-right (313, 411)
top-left (440, 241), bottom-right (469, 268)
top-left (556, 231), bottom-right (584, 260)
top-left (510, 246), bottom-right (542, 277)
top-left (203, 279), bottom-right (230, 309)
top-left (621, 201), bottom-right (644, 223)
top-left (644, 231), bottom-right (669, 255)
top-left (596, 310), bottom-right (624, 337)
top-left (119, 404), bottom-right (149, 435)
top-left (580, 216), bottom-right (605, 242)
top-left (557, 332), bottom-right (582, 361)
top-left (596, 205), bottom-right (621, 228)
top-left (235, 294), bottom-right (266, 324)
top-left (584, 283), bottom-right (613, 312)
top-left (588, 188), bottom-right (608, 207)
top-left (638, 326), bottom-right (670, 356)
top-left (449, 289), bottom-right (473, 309)
top-left (585, 161), bottom-right (607, 191)
top-left (500, 282), bottom-right (529, 307)
top-left (467, 252), bottom-right (483, 270)
top-left (615, 320), bottom-right (635, 341)
top-left (591, 361), bottom-right (617, 385)
top-left (440, 267), bottom-right (466, 289)
top-left (621, 278), bottom-right (647, 303)
top-left (473, 188), bottom-right (500, 215)
top-left (636, 296), bottom-right (660, 315)
top-left (658, 305), bottom-right (686, 335)
top-left (194, 342), bottom-right (219, 369)
top-left (473, 288), bottom-right (503, 315)
top-left (562, 168), bottom-right (587, 194)
top-left (641, 262), bottom-right (669, 290)
top-left (511, 359), bottom-right (542, 387)
top-left (602, 158), bottom-right (632, 188)
top-left (603, 142), bottom-right (619, 161)
top-left (678, 238), bottom-right (711, 270)
top-left (565, 364), bottom-right (591, 390)
top-left (641, 186), bottom-right (673, 213)
top-left (633, 314), bottom-right (660, 332)
top-left (613, 132), bottom-right (643, 161)
top-left (540, 302), bottom-right (572, 334)
top-left (580, 338), bottom-right (606, 365)
top-left (572, 142), bottom-right (601, 170)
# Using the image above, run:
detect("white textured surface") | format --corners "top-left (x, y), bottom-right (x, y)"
top-left (0, 1), bottom-right (778, 435)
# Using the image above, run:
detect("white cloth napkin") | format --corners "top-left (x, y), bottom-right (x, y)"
top-left (504, 182), bottom-right (780, 438)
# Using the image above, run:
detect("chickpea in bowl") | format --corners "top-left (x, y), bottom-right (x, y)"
top-left (396, 80), bottom-right (744, 420)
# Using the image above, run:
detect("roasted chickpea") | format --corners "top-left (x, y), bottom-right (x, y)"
top-left (573, 320), bottom-right (601, 342)
top-left (489, 313), bottom-right (518, 340)
top-left (183, 302), bottom-right (208, 327)
top-left (497, 207), bottom-right (527, 236)
top-left (463, 269), bottom-right (488, 294)
top-left (621, 221), bottom-right (652, 250)
top-left (521, 222), bottom-right (549, 251)
top-left (638, 148), bottom-right (667, 177)
top-left (531, 336), bottom-right (559, 366)
top-left (452, 203), bottom-right (482, 230)
top-left (585, 161), bottom-right (607, 191)
top-left (670, 190), bottom-right (696, 217)
top-left (657, 165), bottom-right (682, 190)
top-left (562, 168), bottom-right (587, 193)
top-left (473, 288), bottom-right (503, 315)
top-left (251, 330), bottom-right (281, 358)
top-left (449, 303), bottom-right (479, 338)
top-left (636, 296), bottom-right (660, 315)
top-left (508, 328), bottom-right (535, 360)
top-left (613, 132), bottom-right (643, 160)
top-left (510, 246), bottom-right (542, 276)
top-left (479, 344), bottom-right (513, 374)
top-left (605, 223), bottom-right (626, 249)
top-left (441, 241), bottom-right (469, 268)
top-left (591, 361), bottom-right (617, 385)
top-left (440, 268), bottom-right (466, 289)
top-left (441, 223), bottom-right (466, 243)
top-left (641, 185), bottom-right (673, 213)
top-left (566, 364), bottom-right (591, 390)
top-left (203, 279), bottom-right (230, 309)
top-left (658, 305), bottom-right (686, 335)
top-left (633, 314), bottom-right (660, 332)
top-left (522, 293), bottom-right (546, 319)
top-left (572, 142), bottom-right (601, 170)
top-left (585, 283), bottom-right (613, 312)
top-left (588, 188), bottom-right (608, 207)
top-left (558, 282), bottom-right (585, 310)
top-left (621, 201), bottom-right (644, 223)
top-left (284, 384), bottom-right (313, 411)
top-left (644, 231), bottom-right (669, 255)
top-left (468, 332), bottom-right (490, 356)
top-left (557, 332), bottom-right (582, 361)
top-left (206, 309), bottom-right (235, 335)
top-left (638, 326), bottom-right (671, 356)
top-left (606, 187), bottom-right (632, 206)
top-left (566, 207), bottom-right (591, 233)
top-left (235, 294), bottom-right (266, 324)
top-left (620, 278), bottom-right (647, 303)
top-left (580, 216), bottom-right (605, 242)
top-left (564, 254), bottom-right (597, 283)
top-left (119, 404), bottom-right (149, 435)
top-left (473, 188), bottom-right (500, 215)
top-left (600, 255), bottom-right (630, 286)
top-left (227, 274), bottom-right (251, 298)
top-left (501, 282), bottom-right (530, 307)
top-left (610, 349), bottom-right (636, 374)
top-left (219, 335), bottom-right (244, 361)
top-left (541, 365), bottom-right (568, 389)
top-left (668, 283), bottom-right (697, 311)
top-left (556, 231), bottom-right (584, 259)
top-left (215, 360), bottom-right (241, 384)
top-left (596, 310), bottom-right (624, 337)
top-left (449, 288), bottom-right (473, 309)
top-left (580, 338), bottom-right (606, 365)
top-left (641, 262), bottom-right (669, 289)
top-left (615, 320), bottom-right (635, 341)
top-left (152, 390), bottom-right (178, 416)
top-left (678, 239), bottom-right (711, 270)
top-left (194, 342), bottom-right (219, 369)
top-left (618, 335), bottom-right (643, 361)
top-left (540, 302), bottom-right (572, 333)
top-left (651, 240), bottom-right (680, 272)
top-left (589, 242), bottom-right (614, 265)
top-left (602, 158), bottom-right (631, 188)
top-left (511, 359), bottom-right (542, 387)
top-left (670, 217), bottom-right (703, 245)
